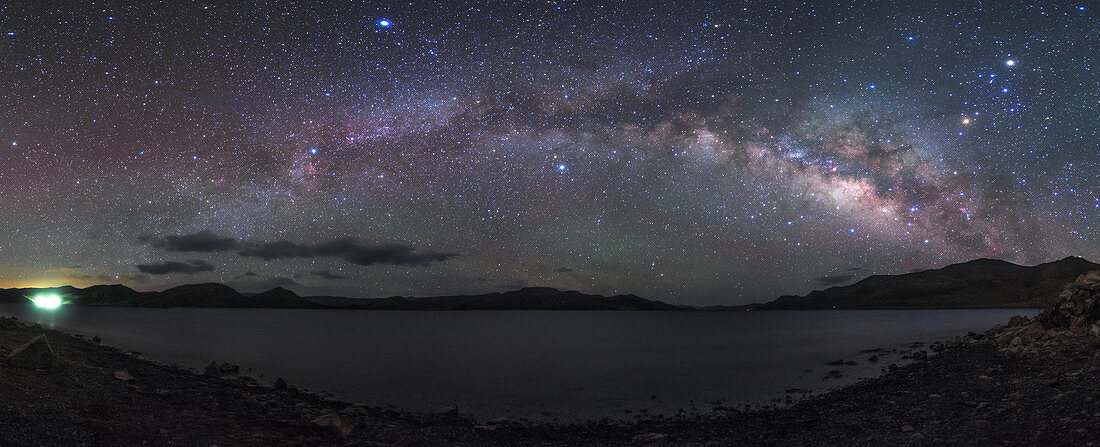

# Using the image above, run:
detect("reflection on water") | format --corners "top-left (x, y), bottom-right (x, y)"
top-left (0, 304), bottom-right (1034, 421)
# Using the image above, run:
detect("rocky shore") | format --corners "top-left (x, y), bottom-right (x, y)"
top-left (2, 273), bottom-right (1099, 446)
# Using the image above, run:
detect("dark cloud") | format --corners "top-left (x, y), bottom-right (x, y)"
top-left (141, 231), bottom-right (239, 253)
top-left (143, 231), bottom-right (457, 268)
top-left (239, 238), bottom-right (458, 266)
top-left (137, 260), bottom-right (215, 275)
top-left (846, 266), bottom-right (863, 272)
top-left (311, 270), bottom-right (346, 280)
top-left (235, 271), bottom-right (259, 279)
top-left (815, 274), bottom-right (856, 287)
top-left (556, 267), bottom-right (574, 273)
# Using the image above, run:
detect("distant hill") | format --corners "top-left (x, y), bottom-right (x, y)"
top-left (302, 295), bottom-right (369, 307)
top-left (0, 283), bottom-right (669, 310)
top-left (0, 286), bottom-right (82, 304)
top-left (752, 256), bottom-right (1100, 310)
top-left (132, 283), bottom-right (249, 308)
top-left (75, 284), bottom-right (145, 306)
top-left (235, 287), bottom-right (319, 308)
top-left (340, 287), bottom-right (679, 311)
top-left (0, 283), bottom-right (317, 309)
top-left (133, 284), bottom-right (320, 309)
top-left (3, 256), bottom-right (1095, 311)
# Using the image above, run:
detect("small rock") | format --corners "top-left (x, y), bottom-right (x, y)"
top-left (867, 355), bottom-right (879, 363)
top-left (312, 412), bottom-right (354, 437)
top-left (6, 335), bottom-right (58, 369)
top-left (217, 362), bottom-right (240, 375)
top-left (204, 361), bottom-right (220, 377)
top-left (341, 406), bottom-right (370, 417)
top-left (1020, 322), bottom-right (1045, 341)
top-left (92, 335), bottom-right (102, 343)
top-left (912, 350), bottom-right (928, 360)
top-left (114, 369), bottom-right (135, 381)
top-left (474, 425), bottom-right (498, 431)
top-left (155, 389), bottom-right (171, 397)
top-left (632, 433), bottom-right (669, 442)
top-left (901, 424), bottom-right (914, 432)
top-left (0, 317), bottom-right (19, 330)
top-left (930, 343), bottom-right (945, 352)
top-left (275, 378), bottom-right (288, 390)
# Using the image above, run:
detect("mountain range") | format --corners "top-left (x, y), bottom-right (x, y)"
top-left (338, 287), bottom-right (679, 310)
top-left (0, 283), bottom-right (674, 310)
top-left (0, 257), bottom-right (1096, 310)
top-left (0, 283), bottom-right (319, 309)
top-left (739, 256), bottom-right (1100, 310)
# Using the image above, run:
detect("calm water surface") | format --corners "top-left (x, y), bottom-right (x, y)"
top-left (0, 305), bottom-right (1035, 421)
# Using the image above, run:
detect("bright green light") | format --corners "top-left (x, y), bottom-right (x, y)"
top-left (32, 294), bottom-right (63, 310)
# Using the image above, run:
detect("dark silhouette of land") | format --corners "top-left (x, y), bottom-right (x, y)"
top-left (725, 256), bottom-right (1100, 310)
top-left (1, 268), bottom-right (1097, 445)
top-left (0, 284), bottom-right (676, 310)
top-left (2, 257), bottom-right (1096, 310)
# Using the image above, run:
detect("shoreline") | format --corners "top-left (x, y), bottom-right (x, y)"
top-left (0, 305), bottom-right (1029, 423)
top-left (2, 311), bottom-right (1097, 446)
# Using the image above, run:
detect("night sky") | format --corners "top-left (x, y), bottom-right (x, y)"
top-left (0, 1), bottom-right (1096, 305)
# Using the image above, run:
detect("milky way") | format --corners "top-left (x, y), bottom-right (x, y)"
top-left (0, 1), bottom-right (1096, 304)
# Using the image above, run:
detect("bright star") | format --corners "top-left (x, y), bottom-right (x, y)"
top-left (378, 19), bottom-right (391, 27)
top-left (557, 164), bottom-right (567, 171)
top-left (310, 148), bottom-right (319, 154)
top-left (1005, 59), bottom-right (1015, 66)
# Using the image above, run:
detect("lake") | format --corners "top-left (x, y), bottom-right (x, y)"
top-left (0, 305), bottom-right (1035, 421)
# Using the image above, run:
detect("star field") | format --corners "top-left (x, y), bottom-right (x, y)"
top-left (0, 1), bottom-right (1096, 305)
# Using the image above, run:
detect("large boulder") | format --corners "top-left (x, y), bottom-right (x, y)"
top-left (7, 335), bottom-right (58, 369)
top-left (989, 270), bottom-right (1100, 355)
top-left (1037, 270), bottom-right (1100, 330)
